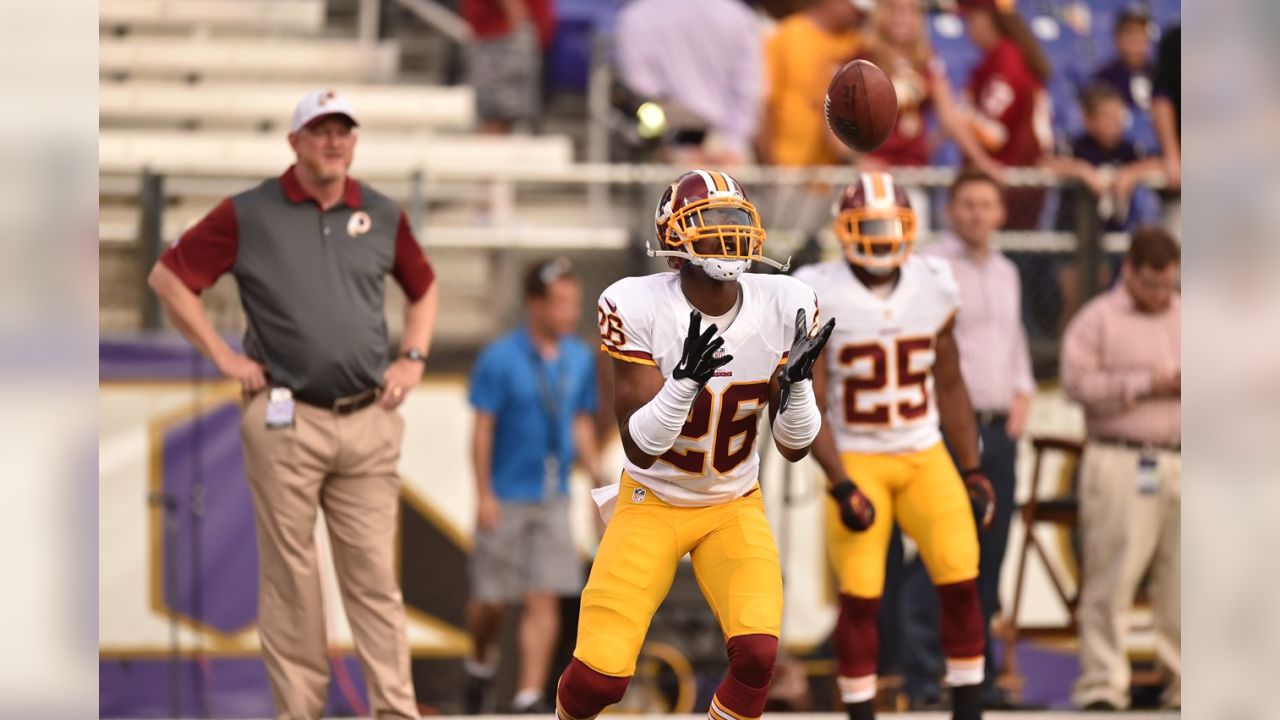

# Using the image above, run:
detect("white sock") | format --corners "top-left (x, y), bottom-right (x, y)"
top-left (512, 687), bottom-right (543, 710)
top-left (836, 674), bottom-right (877, 704)
top-left (945, 657), bottom-right (984, 687)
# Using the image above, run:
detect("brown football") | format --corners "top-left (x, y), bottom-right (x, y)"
top-left (824, 59), bottom-right (899, 154)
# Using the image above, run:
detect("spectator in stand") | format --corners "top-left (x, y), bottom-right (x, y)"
top-left (1151, 24), bottom-right (1180, 234)
top-left (1044, 84), bottom-right (1162, 234)
top-left (614, 0), bottom-right (763, 165)
top-left (1043, 84), bottom-right (1162, 333)
top-left (760, 0), bottom-right (870, 247)
top-left (957, 0), bottom-right (1053, 229)
top-left (1062, 228), bottom-right (1181, 712)
top-left (760, 0), bottom-right (871, 167)
top-left (1091, 6), bottom-right (1156, 116)
top-left (462, 0), bottom-right (557, 134)
top-left (845, 0), bottom-right (1005, 229)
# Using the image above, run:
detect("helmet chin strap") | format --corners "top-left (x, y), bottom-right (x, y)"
top-left (645, 240), bottom-right (792, 273)
top-left (862, 264), bottom-right (897, 277)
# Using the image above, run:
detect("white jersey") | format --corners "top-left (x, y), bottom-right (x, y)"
top-left (793, 256), bottom-right (960, 454)
top-left (598, 271), bottom-right (818, 507)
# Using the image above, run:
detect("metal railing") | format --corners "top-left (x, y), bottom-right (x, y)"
top-left (102, 163), bottom-right (1155, 375)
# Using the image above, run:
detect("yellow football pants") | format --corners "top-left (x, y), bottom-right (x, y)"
top-left (573, 473), bottom-right (783, 677)
top-left (827, 442), bottom-right (979, 597)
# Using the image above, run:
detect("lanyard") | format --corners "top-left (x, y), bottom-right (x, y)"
top-left (527, 345), bottom-right (569, 462)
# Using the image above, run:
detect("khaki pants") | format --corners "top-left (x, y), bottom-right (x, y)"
top-left (240, 392), bottom-right (417, 719)
top-left (1073, 442), bottom-right (1181, 709)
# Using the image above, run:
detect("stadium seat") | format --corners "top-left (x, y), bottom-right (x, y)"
top-left (99, 81), bottom-right (476, 131)
top-left (100, 0), bottom-right (325, 34)
top-left (929, 12), bottom-right (981, 91)
top-left (100, 37), bottom-right (401, 82)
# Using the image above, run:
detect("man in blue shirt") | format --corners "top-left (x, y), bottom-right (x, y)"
top-left (464, 257), bottom-right (604, 714)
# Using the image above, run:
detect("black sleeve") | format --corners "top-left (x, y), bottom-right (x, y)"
top-left (1153, 26), bottom-right (1180, 101)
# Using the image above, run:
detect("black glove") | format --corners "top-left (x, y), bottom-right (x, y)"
top-left (672, 310), bottom-right (733, 386)
top-left (830, 479), bottom-right (876, 532)
top-left (961, 468), bottom-right (995, 533)
top-left (778, 308), bottom-right (836, 413)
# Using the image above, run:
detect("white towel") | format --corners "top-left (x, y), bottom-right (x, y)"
top-left (590, 483), bottom-right (620, 524)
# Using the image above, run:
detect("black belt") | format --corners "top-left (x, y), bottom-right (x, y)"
top-left (1093, 436), bottom-right (1181, 453)
top-left (295, 387), bottom-right (380, 415)
top-left (975, 410), bottom-right (1009, 426)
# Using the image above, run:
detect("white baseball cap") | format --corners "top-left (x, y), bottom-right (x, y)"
top-left (290, 89), bottom-right (359, 132)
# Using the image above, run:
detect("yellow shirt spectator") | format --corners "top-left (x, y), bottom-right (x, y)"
top-left (764, 14), bottom-right (862, 166)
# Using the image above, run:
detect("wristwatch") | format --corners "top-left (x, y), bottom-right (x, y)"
top-left (401, 348), bottom-right (426, 363)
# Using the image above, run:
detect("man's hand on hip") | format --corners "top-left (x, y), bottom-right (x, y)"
top-left (382, 358), bottom-right (424, 409)
top-left (216, 351), bottom-right (267, 395)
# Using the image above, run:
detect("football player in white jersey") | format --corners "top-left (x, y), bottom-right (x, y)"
top-left (554, 169), bottom-right (835, 720)
top-left (793, 172), bottom-right (996, 720)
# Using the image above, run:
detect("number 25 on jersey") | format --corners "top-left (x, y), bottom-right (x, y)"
top-left (838, 336), bottom-right (933, 426)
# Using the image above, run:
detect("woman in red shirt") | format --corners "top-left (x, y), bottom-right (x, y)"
top-left (857, 0), bottom-right (1002, 177)
top-left (960, 0), bottom-right (1052, 228)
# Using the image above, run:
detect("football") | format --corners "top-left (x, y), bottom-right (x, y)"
top-left (824, 59), bottom-right (899, 154)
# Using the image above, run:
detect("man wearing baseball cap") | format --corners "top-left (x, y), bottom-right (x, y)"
top-left (148, 90), bottom-right (437, 718)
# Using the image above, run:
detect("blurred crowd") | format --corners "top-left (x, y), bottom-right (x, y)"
top-left (460, 0), bottom-right (1181, 236)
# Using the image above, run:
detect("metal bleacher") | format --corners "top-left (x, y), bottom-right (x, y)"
top-left (99, 0), bottom-right (327, 34)
top-left (100, 36), bottom-right (403, 82)
top-left (98, 0), bottom-right (581, 343)
top-left (99, 81), bottom-right (476, 132)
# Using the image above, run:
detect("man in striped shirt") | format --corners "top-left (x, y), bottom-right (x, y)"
top-left (1062, 227), bottom-right (1181, 711)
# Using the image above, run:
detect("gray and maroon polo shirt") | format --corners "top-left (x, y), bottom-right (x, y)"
top-left (160, 165), bottom-right (435, 404)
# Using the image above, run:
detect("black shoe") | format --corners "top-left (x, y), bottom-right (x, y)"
top-left (907, 693), bottom-right (947, 711)
top-left (1083, 700), bottom-right (1118, 711)
top-left (982, 690), bottom-right (1017, 710)
top-left (463, 674), bottom-right (490, 714)
top-left (845, 699), bottom-right (875, 720)
top-left (951, 683), bottom-right (983, 720)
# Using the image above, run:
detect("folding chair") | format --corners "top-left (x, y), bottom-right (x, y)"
top-left (999, 436), bottom-right (1083, 698)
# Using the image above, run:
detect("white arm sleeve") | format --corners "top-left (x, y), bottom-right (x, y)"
top-left (772, 379), bottom-right (822, 450)
top-left (627, 376), bottom-right (702, 456)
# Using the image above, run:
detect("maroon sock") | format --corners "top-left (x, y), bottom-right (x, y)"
top-left (710, 635), bottom-right (778, 720)
top-left (555, 658), bottom-right (631, 720)
top-left (833, 594), bottom-right (880, 679)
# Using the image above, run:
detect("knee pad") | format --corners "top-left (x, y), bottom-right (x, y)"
top-left (936, 579), bottom-right (985, 661)
top-left (556, 658), bottom-right (630, 720)
top-left (726, 634), bottom-right (778, 688)
top-left (833, 594), bottom-right (880, 679)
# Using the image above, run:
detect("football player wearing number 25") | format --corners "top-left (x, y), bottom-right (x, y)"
top-left (793, 172), bottom-right (996, 720)
top-left (554, 170), bottom-right (835, 720)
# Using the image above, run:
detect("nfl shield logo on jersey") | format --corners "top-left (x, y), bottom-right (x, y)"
top-left (631, 487), bottom-right (647, 504)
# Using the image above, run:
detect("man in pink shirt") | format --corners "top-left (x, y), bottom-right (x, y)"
top-left (1061, 227), bottom-right (1180, 711)
top-left (899, 169), bottom-right (1033, 709)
